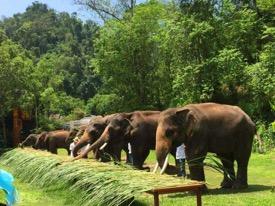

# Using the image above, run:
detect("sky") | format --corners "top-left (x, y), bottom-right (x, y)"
top-left (0, 0), bottom-right (93, 21)
top-left (0, 0), bottom-right (147, 22)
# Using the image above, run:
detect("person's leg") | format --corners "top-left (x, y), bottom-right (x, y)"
top-left (177, 158), bottom-right (186, 177)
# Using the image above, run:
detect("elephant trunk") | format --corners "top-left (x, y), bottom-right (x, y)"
top-left (73, 139), bottom-right (88, 157)
top-left (77, 135), bottom-right (108, 160)
top-left (155, 127), bottom-right (172, 174)
top-left (89, 128), bottom-right (110, 151)
top-left (20, 134), bottom-right (36, 148)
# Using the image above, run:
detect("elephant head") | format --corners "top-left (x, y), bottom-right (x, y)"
top-left (33, 131), bottom-right (48, 150)
top-left (86, 113), bottom-right (132, 161)
top-left (156, 108), bottom-right (196, 173)
top-left (19, 133), bottom-right (38, 148)
top-left (72, 115), bottom-right (114, 157)
top-left (65, 128), bottom-right (83, 144)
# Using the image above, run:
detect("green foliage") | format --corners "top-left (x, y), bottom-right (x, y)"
top-left (86, 94), bottom-right (123, 115)
top-left (256, 122), bottom-right (275, 151)
top-left (244, 29), bottom-right (275, 120)
top-left (257, 0), bottom-right (275, 11)
top-left (0, 31), bottom-right (33, 117)
top-left (0, 1), bottom-right (274, 149)
top-left (0, 2), bottom-right (101, 101)
top-left (93, 2), bottom-right (173, 110)
top-left (0, 2), bottom-right (100, 132)
top-left (37, 115), bottom-right (64, 131)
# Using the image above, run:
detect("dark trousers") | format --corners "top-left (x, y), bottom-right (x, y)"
top-left (176, 158), bottom-right (186, 177)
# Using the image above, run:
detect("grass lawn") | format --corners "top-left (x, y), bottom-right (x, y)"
top-left (0, 149), bottom-right (274, 206)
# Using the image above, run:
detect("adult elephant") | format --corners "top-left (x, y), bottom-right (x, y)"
top-left (155, 103), bottom-right (256, 189)
top-left (45, 130), bottom-right (78, 155)
top-left (79, 111), bottom-right (176, 170)
top-left (32, 131), bottom-right (48, 150)
top-left (19, 133), bottom-right (40, 148)
top-left (65, 126), bottom-right (86, 144)
top-left (72, 114), bottom-right (117, 160)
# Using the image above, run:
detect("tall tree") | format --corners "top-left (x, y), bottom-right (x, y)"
top-left (93, 2), bottom-right (172, 110)
top-left (0, 30), bottom-right (33, 145)
top-left (74, 0), bottom-right (137, 22)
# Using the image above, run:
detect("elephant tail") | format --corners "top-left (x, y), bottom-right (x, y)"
top-left (254, 133), bottom-right (264, 154)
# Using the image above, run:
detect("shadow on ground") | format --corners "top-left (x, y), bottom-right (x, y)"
top-left (165, 184), bottom-right (274, 199)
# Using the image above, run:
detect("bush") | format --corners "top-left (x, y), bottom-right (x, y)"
top-left (37, 115), bottom-right (64, 131)
top-left (85, 94), bottom-right (123, 115)
top-left (254, 121), bottom-right (275, 152)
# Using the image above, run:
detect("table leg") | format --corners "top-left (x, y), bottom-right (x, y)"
top-left (196, 188), bottom-right (202, 206)
top-left (153, 192), bottom-right (159, 206)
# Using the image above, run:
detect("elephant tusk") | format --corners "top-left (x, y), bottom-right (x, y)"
top-left (99, 142), bottom-right (108, 150)
top-left (152, 162), bottom-right (159, 173)
top-left (160, 154), bottom-right (169, 174)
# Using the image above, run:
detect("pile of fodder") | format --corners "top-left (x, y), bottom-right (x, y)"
top-left (0, 148), bottom-right (196, 206)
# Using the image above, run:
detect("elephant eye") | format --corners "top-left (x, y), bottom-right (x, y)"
top-left (165, 129), bottom-right (174, 138)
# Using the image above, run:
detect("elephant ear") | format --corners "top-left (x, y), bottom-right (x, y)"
top-left (175, 109), bottom-right (196, 137)
top-left (121, 118), bottom-right (133, 137)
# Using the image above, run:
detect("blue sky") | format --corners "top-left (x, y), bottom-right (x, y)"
top-left (0, 0), bottom-right (92, 20)
top-left (0, 0), bottom-right (146, 22)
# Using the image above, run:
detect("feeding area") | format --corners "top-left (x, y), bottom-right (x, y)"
top-left (0, 148), bottom-right (196, 206)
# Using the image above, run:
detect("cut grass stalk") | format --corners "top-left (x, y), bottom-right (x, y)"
top-left (1, 149), bottom-right (196, 206)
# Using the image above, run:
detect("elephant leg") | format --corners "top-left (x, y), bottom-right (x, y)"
top-left (218, 153), bottom-right (235, 188)
top-left (187, 156), bottom-right (206, 182)
top-left (132, 148), bottom-right (150, 170)
top-left (49, 142), bottom-right (57, 154)
top-left (233, 155), bottom-right (250, 189)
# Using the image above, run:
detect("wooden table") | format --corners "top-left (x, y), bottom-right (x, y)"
top-left (146, 182), bottom-right (205, 206)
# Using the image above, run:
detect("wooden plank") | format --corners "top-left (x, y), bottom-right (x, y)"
top-left (147, 183), bottom-right (204, 194)
top-left (146, 182), bottom-right (204, 206)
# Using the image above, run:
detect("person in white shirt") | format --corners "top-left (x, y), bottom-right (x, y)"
top-left (70, 137), bottom-right (79, 157)
top-left (176, 144), bottom-right (186, 177)
top-left (127, 143), bottom-right (133, 164)
top-left (70, 137), bottom-right (90, 157)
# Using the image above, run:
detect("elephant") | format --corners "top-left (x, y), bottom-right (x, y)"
top-left (79, 111), bottom-right (177, 170)
top-left (155, 103), bottom-right (256, 189)
top-left (32, 131), bottom-right (49, 150)
top-left (65, 126), bottom-right (86, 144)
top-left (72, 114), bottom-right (118, 161)
top-left (45, 130), bottom-right (78, 155)
top-left (19, 133), bottom-right (41, 148)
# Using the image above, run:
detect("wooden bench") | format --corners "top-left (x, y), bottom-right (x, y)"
top-left (146, 182), bottom-right (205, 206)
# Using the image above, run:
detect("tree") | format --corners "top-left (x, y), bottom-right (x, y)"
top-left (0, 31), bottom-right (33, 145)
top-left (93, 2), bottom-right (173, 110)
top-left (74, 0), bottom-right (137, 22)
top-left (245, 29), bottom-right (275, 120)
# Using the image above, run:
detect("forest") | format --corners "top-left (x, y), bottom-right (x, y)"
top-left (0, 0), bottom-right (274, 149)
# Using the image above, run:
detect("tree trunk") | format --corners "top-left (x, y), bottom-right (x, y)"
top-left (1, 116), bottom-right (7, 147)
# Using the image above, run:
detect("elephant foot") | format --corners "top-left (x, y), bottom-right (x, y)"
top-left (189, 184), bottom-right (208, 195)
top-left (141, 166), bottom-right (150, 172)
top-left (232, 181), bottom-right (248, 189)
top-left (165, 165), bottom-right (178, 175)
top-left (220, 179), bottom-right (234, 189)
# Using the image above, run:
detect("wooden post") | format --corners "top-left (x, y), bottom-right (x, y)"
top-left (12, 108), bottom-right (22, 146)
top-left (196, 188), bottom-right (202, 206)
top-left (153, 192), bottom-right (159, 206)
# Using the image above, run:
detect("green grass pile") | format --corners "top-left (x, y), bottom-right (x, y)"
top-left (0, 148), bottom-right (196, 206)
